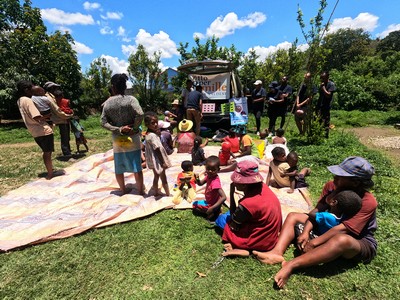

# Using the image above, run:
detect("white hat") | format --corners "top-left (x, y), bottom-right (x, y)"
top-left (158, 120), bottom-right (171, 129)
top-left (253, 80), bottom-right (262, 85)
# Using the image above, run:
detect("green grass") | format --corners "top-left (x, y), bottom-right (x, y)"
top-left (0, 111), bottom-right (400, 299)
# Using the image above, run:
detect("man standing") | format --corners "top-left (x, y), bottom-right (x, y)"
top-left (181, 79), bottom-right (193, 117)
top-left (251, 80), bottom-right (266, 135)
top-left (295, 72), bottom-right (317, 135)
top-left (186, 85), bottom-right (203, 136)
top-left (277, 75), bottom-right (293, 129)
top-left (16, 80), bottom-right (55, 179)
top-left (316, 71), bottom-right (336, 138)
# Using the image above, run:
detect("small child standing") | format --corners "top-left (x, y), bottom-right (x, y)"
top-left (219, 141), bottom-right (233, 166)
top-left (193, 156), bottom-right (227, 221)
top-left (272, 128), bottom-right (286, 145)
top-left (70, 117), bottom-right (89, 153)
top-left (172, 160), bottom-right (197, 204)
top-left (144, 112), bottom-right (172, 196)
top-left (222, 127), bottom-right (240, 153)
top-left (191, 136), bottom-right (207, 166)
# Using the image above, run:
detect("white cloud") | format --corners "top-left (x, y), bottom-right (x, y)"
top-left (121, 29), bottom-right (179, 59)
top-left (100, 26), bottom-right (114, 35)
top-left (248, 42), bottom-right (309, 62)
top-left (328, 12), bottom-right (378, 33)
top-left (100, 55), bottom-right (129, 74)
top-left (377, 24), bottom-right (400, 38)
top-left (194, 12), bottom-right (266, 39)
top-left (83, 2), bottom-right (100, 11)
top-left (71, 41), bottom-right (93, 54)
top-left (101, 12), bottom-right (123, 20)
top-left (41, 8), bottom-right (95, 26)
top-left (117, 26), bottom-right (131, 42)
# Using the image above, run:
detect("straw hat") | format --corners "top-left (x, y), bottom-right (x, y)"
top-left (178, 119), bottom-right (193, 132)
top-left (158, 120), bottom-right (171, 129)
top-left (172, 99), bottom-right (180, 105)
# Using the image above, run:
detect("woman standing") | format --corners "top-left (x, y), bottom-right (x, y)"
top-left (101, 74), bottom-right (144, 195)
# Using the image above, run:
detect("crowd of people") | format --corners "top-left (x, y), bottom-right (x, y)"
top-left (16, 72), bottom-right (377, 289)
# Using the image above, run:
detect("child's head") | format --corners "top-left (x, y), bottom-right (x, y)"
top-left (193, 136), bottom-right (202, 149)
top-left (329, 190), bottom-right (362, 217)
top-left (144, 111), bottom-right (159, 133)
top-left (53, 89), bottom-right (63, 100)
top-left (221, 142), bottom-right (231, 153)
top-left (259, 131), bottom-right (268, 139)
top-left (16, 80), bottom-right (33, 97)
top-left (205, 155), bottom-right (220, 178)
top-left (181, 160), bottom-right (194, 172)
top-left (286, 151), bottom-right (298, 168)
top-left (276, 128), bottom-right (285, 137)
top-left (228, 127), bottom-right (237, 138)
top-left (271, 146), bottom-right (286, 162)
top-left (32, 85), bottom-right (46, 96)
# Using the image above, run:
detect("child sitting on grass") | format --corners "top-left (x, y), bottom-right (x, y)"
top-left (193, 156), bottom-right (227, 221)
top-left (295, 190), bottom-right (362, 251)
top-left (172, 160), bottom-right (197, 204)
top-left (144, 112), bottom-right (171, 196)
top-left (272, 128), bottom-right (286, 145)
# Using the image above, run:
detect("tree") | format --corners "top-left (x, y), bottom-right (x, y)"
top-left (322, 28), bottom-right (372, 70)
top-left (80, 57), bottom-right (112, 113)
top-left (0, 0), bottom-right (82, 118)
top-left (376, 30), bottom-right (400, 60)
top-left (128, 44), bottom-right (167, 111)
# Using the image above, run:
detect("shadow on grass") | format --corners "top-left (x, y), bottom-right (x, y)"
top-left (384, 115), bottom-right (400, 125)
top-left (0, 120), bottom-right (26, 129)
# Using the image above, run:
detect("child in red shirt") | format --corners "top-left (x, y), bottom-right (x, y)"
top-left (223, 128), bottom-right (240, 153)
top-left (219, 142), bottom-right (233, 166)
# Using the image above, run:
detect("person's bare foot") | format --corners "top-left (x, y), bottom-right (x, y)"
top-left (223, 243), bottom-right (233, 251)
top-left (253, 250), bottom-right (285, 265)
top-left (46, 173), bottom-right (53, 180)
top-left (223, 249), bottom-right (250, 257)
top-left (287, 189), bottom-right (294, 194)
top-left (274, 261), bottom-right (293, 289)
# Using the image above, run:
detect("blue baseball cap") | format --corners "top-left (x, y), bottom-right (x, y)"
top-left (327, 156), bottom-right (375, 179)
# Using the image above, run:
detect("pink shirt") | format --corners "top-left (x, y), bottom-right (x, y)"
top-left (205, 175), bottom-right (222, 206)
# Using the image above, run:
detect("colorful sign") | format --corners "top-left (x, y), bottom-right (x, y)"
top-left (229, 97), bottom-right (248, 125)
top-left (190, 72), bottom-right (230, 99)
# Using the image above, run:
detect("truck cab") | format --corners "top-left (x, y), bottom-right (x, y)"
top-left (177, 60), bottom-right (243, 128)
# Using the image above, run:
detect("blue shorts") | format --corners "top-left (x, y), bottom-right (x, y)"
top-left (114, 149), bottom-right (142, 174)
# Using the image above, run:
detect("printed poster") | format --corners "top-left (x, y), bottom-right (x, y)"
top-left (229, 97), bottom-right (248, 125)
top-left (190, 72), bottom-right (230, 99)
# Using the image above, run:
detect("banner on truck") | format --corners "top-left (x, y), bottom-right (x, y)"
top-left (229, 97), bottom-right (248, 125)
top-left (190, 73), bottom-right (230, 99)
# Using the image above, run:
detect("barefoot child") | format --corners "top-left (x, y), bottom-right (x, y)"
top-left (144, 112), bottom-right (171, 196)
top-left (221, 161), bottom-right (282, 257)
top-left (193, 156), bottom-right (227, 221)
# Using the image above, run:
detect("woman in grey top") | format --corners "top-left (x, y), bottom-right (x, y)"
top-left (101, 74), bottom-right (144, 195)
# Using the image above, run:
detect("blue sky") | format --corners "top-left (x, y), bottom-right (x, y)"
top-left (31, 0), bottom-right (400, 74)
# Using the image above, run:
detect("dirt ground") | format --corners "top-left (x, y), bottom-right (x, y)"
top-left (348, 126), bottom-right (400, 167)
